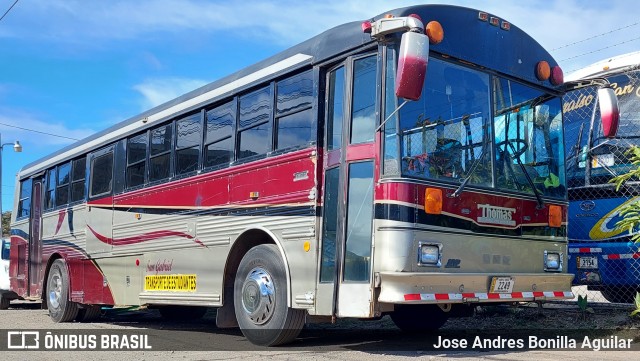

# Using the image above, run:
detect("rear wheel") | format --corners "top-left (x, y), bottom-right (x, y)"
top-left (234, 244), bottom-right (305, 346)
top-left (46, 259), bottom-right (79, 322)
top-left (390, 304), bottom-right (449, 332)
top-left (159, 306), bottom-right (208, 321)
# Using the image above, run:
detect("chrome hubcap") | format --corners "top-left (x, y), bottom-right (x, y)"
top-left (241, 267), bottom-right (275, 325)
top-left (49, 271), bottom-right (62, 309)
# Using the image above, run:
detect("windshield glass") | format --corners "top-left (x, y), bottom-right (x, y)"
top-left (565, 71), bottom-right (640, 187)
top-left (384, 49), bottom-right (565, 199)
top-left (493, 78), bottom-right (565, 198)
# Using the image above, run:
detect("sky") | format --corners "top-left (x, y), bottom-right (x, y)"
top-left (0, 0), bottom-right (639, 214)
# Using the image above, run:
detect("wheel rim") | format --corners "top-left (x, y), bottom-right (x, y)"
top-left (241, 267), bottom-right (275, 325)
top-left (49, 270), bottom-right (62, 309)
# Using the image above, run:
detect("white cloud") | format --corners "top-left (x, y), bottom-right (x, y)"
top-left (0, 108), bottom-right (96, 147)
top-left (4, 0), bottom-right (638, 71)
top-left (133, 77), bottom-right (209, 110)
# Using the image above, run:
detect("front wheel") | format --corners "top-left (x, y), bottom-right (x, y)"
top-left (47, 259), bottom-right (79, 322)
top-left (390, 304), bottom-right (449, 332)
top-left (234, 244), bottom-right (305, 346)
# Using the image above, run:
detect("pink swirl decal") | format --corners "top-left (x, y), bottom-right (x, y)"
top-left (87, 225), bottom-right (205, 247)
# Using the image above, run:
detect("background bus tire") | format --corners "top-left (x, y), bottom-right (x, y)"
top-left (234, 244), bottom-right (305, 346)
top-left (159, 306), bottom-right (207, 321)
top-left (75, 305), bottom-right (102, 322)
top-left (600, 287), bottom-right (638, 304)
top-left (46, 259), bottom-right (79, 323)
top-left (0, 296), bottom-right (9, 310)
top-left (390, 304), bottom-right (449, 332)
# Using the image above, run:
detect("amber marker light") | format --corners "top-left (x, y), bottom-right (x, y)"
top-left (549, 205), bottom-right (562, 228)
top-left (536, 61), bottom-right (550, 81)
top-left (424, 188), bottom-right (443, 215)
top-left (426, 21), bottom-right (444, 44)
top-left (303, 241), bottom-right (311, 252)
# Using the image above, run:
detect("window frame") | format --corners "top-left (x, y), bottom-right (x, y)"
top-left (274, 70), bottom-right (315, 152)
top-left (89, 148), bottom-right (115, 199)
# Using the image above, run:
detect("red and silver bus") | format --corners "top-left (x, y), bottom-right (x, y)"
top-left (9, 4), bottom-right (618, 346)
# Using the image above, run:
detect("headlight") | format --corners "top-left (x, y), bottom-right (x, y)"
top-left (544, 251), bottom-right (562, 271)
top-left (418, 243), bottom-right (441, 267)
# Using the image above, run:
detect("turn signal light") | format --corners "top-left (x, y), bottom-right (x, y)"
top-left (425, 188), bottom-right (442, 215)
top-left (426, 21), bottom-right (444, 44)
top-left (550, 66), bottom-right (564, 86)
top-left (535, 61), bottom-right (551, 81)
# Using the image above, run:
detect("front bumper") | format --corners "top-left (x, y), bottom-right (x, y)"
top-left (378, 272), bottom-right (574, 304)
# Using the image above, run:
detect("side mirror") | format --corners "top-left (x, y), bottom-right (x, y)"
top-left (598, 87), bottom-right (620, 138)
top-left (395, 31), bottom-right (429, 101)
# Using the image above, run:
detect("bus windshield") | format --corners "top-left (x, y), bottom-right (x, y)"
top-left (565, 71), bottom-right (640, 187)
top-left (384, 52), bottom-right (565, 199)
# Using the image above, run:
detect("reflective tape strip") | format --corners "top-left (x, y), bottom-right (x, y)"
top-left (569, 248), bottom-right (602, 253)
top-left (403, 291), bottom-right (573, 301)
top-left (603, 253), bottom-right (640, 260)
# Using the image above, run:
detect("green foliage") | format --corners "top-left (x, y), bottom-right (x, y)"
top-left (631, 292), bottom-right (640, 318)
top-left (611, 146), bottom-right (640, 242)
top-left (1, 211), bottom-right (10, 238)
top-left (577, 295), bottom-right (594, 320)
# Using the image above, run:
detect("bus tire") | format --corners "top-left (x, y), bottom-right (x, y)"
top-left (600, 286), bottom-right (638, 304)
top-left (234, 244), bottom-right (305, 346)
top-left (46, 259), bottom-right (79, 323)
top-left (390, 304), bottom-right (449, 332)
top-left (159, 306), bottom-right (207, 321)
top-left (0, 296), bottom-right (9, 310)
top-left (75, 305), bottom-right (102, 322)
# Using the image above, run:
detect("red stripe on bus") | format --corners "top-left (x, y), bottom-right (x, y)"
top-left (579, 247), bottom-right (591, 253)
top-left (553, 291), bottom-right (564, 297)
top-left (511, 292), bottom-right (523, 298)
top-left (487, 293), bottom-right (501, 299)
top-left (434, 294), bottom-right (449, 300)
top-left (533, 292), bottom-right (544, 297)
top-left (462, 293), bottom-right (476, 298)
top-left (607, 254), bottom-right (620, 260)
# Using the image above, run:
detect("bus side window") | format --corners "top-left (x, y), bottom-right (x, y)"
top-left (205, 100), bottom-right (235, 169)
top-left (238, 85), bottom-right (273, 160)
top-left (176, 112), bottom-right (203, 175)
top-left (149, 123), bottom-right (173, 182)
top-left (275, 70), bottom-right (314, 150)
top-left (44, 168), bottom-right (55, 210)
top-left (70, 157), bottom-right (87, 203)
top-left (17, 178), bottom-right (32, 219)
top-left (56, 162), bottom-right (71, 207)
top-left (126, 132), bottom-right (148, 188)
top-left (90, 152), bottom-right (114, 198)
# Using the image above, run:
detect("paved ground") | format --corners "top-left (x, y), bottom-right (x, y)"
top-left (0, 300), bottom-right (637, 360)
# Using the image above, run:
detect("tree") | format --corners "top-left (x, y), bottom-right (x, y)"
top-left (612, 146), bottom-right (640, 242)
top-left (1, 211), bottom-right (10, 238)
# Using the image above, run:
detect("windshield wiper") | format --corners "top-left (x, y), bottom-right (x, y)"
top-left (507, 142), bottom-right (545, 209)
top-left (451, 145), bottom-right (487, 198)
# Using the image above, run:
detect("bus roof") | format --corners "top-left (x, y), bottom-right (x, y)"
top-left (19, 4), bottom-right (558, 179)
top-left (566, 50), bottom-right (640, 81)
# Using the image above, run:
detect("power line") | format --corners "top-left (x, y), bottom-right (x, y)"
top-left (0, 0), bottom-right (19, 23)
top-left (560, 35), bottom-right (640, 62)
top-left (552, 21), bottom-right (640, 51)
top-left (0, 122), bottom-right (80, 141)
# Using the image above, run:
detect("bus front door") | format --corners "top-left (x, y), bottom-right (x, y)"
top-left (317, 53), bottom-right (377, 318)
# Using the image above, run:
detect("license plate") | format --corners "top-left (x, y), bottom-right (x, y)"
top-left (490, 277), bottom-right (514, 293)
top-left (577, 256), bottom-right (598, 269)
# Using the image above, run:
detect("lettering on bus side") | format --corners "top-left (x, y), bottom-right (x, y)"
top-left (477, 204), bottom-right (516, 226)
